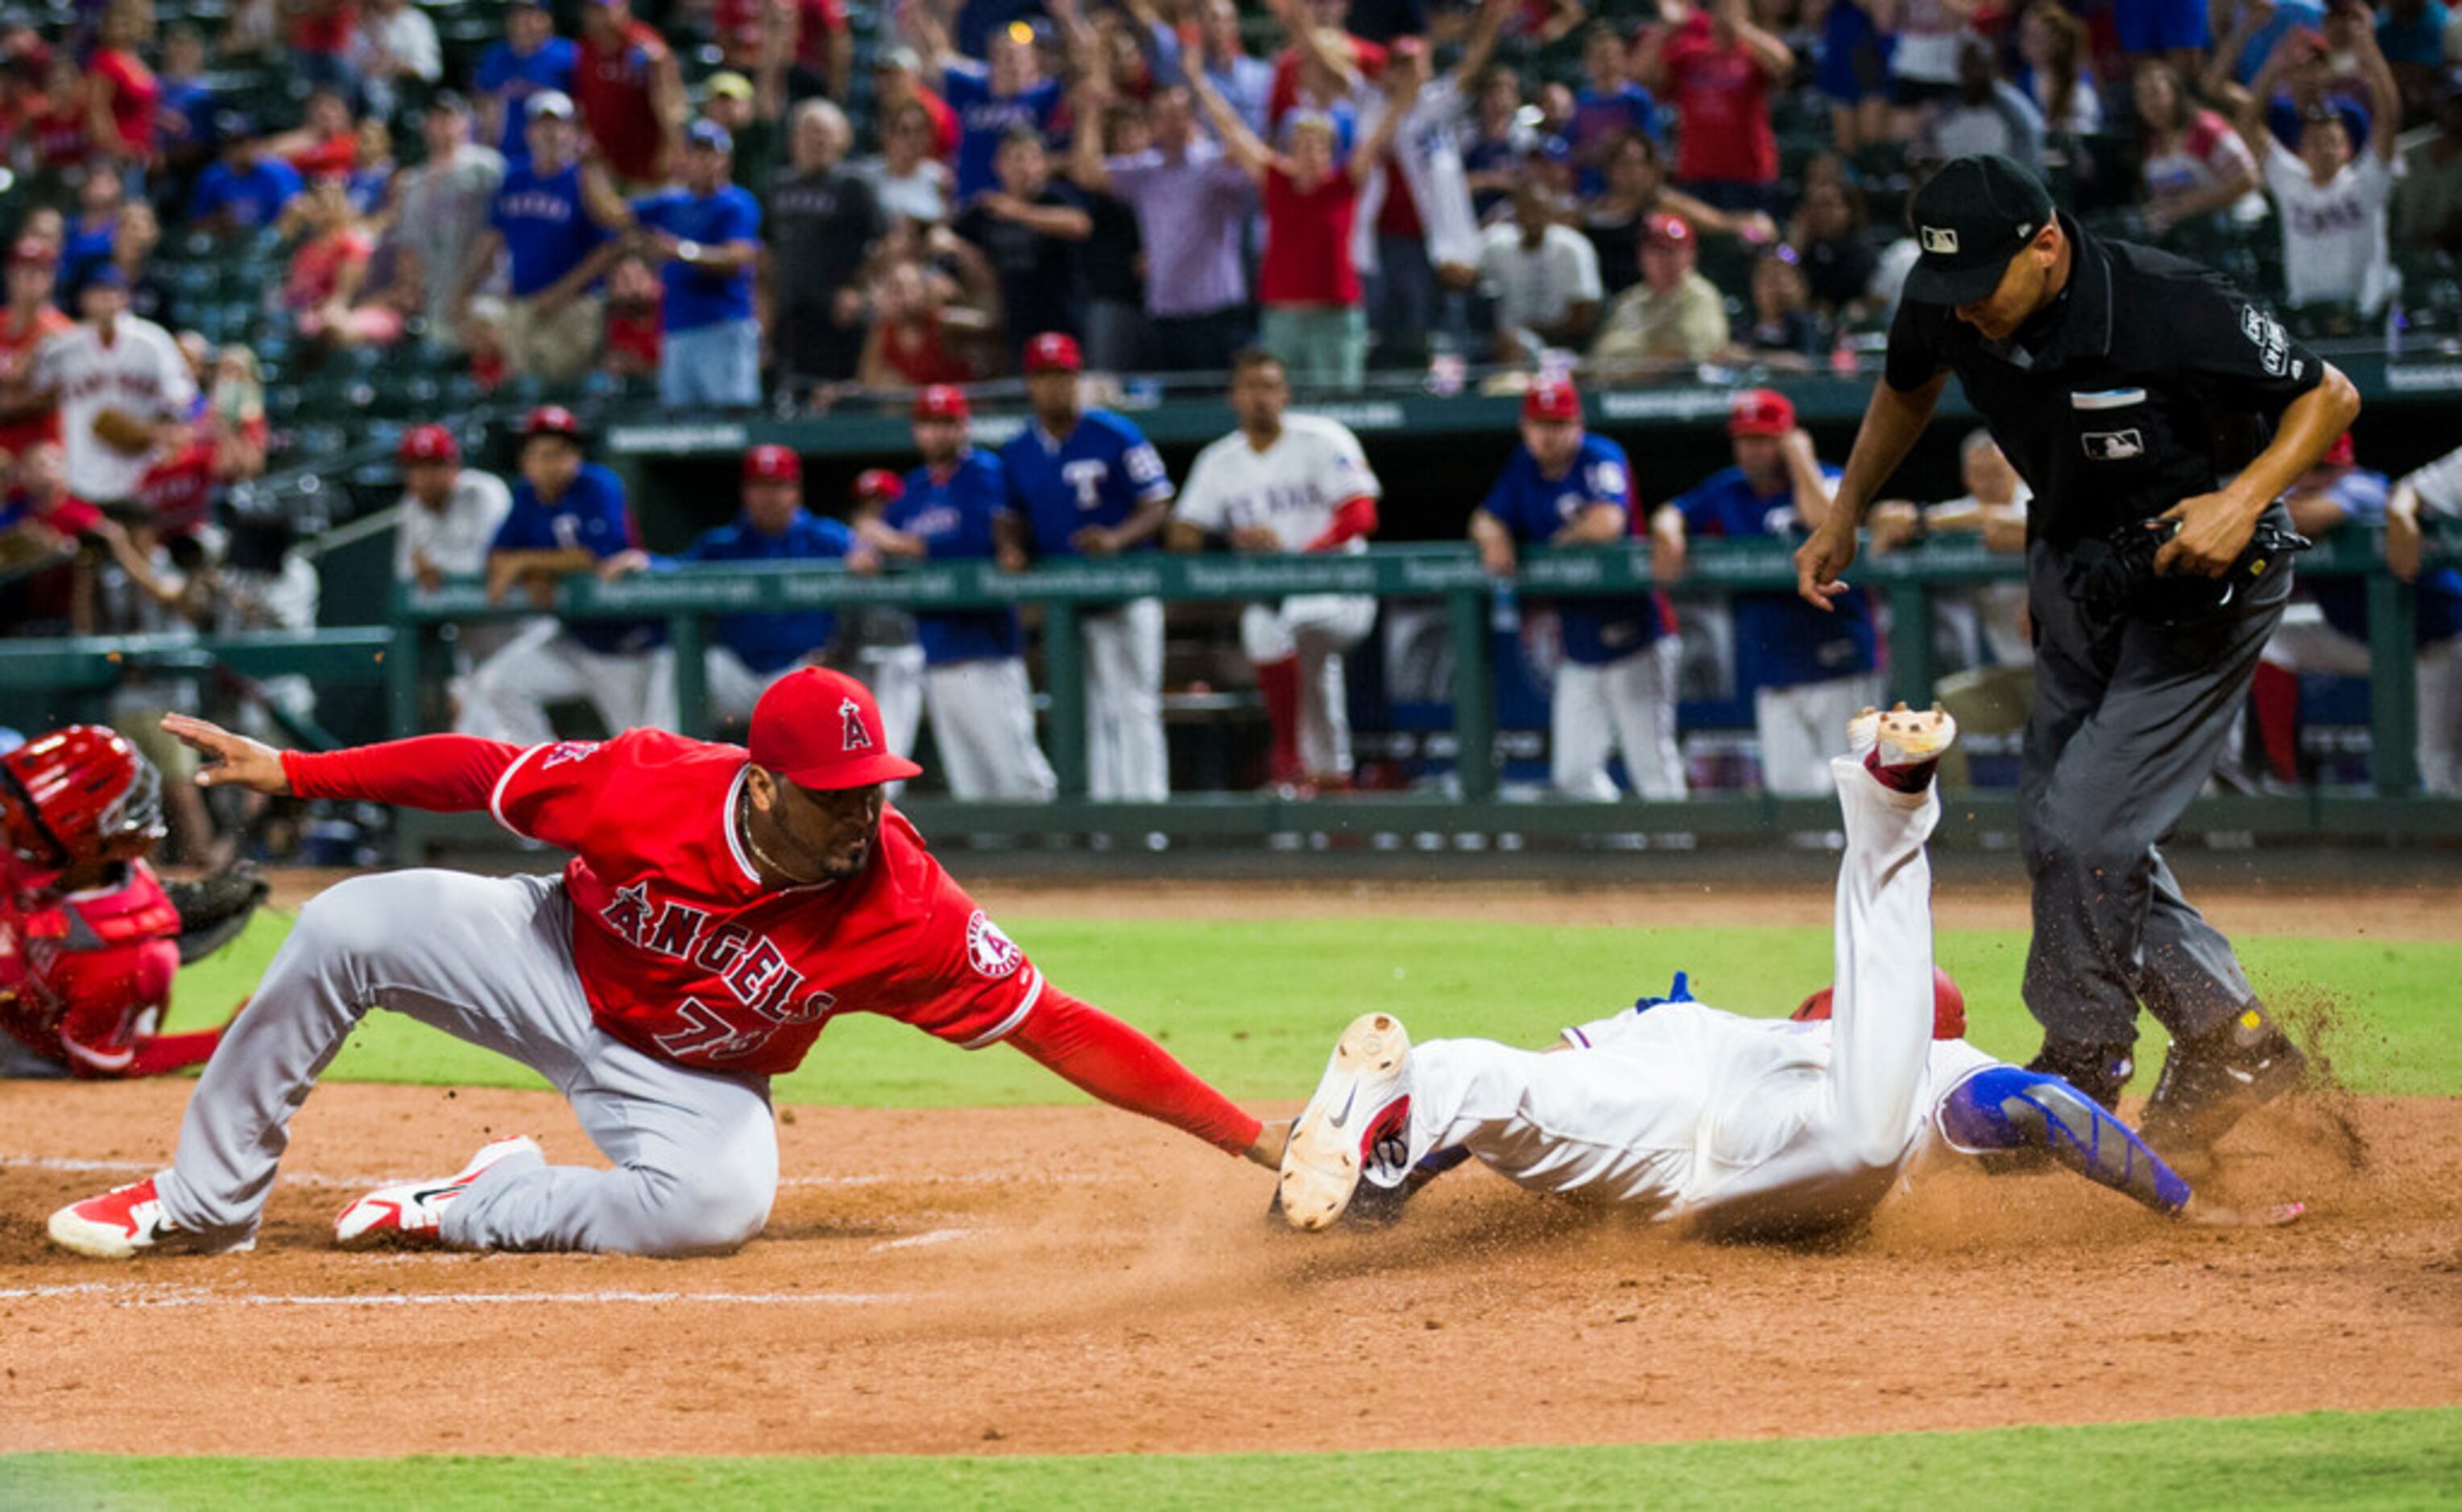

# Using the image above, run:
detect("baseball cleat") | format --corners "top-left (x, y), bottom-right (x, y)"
top-left (1848, 702), bottom-right (1957, 791)
top-left (333, 1135), bottom-right (543, 1250)
top-left (48, 1177), bottom-right (253, 1260)
top-left (1279, 1012), bottom-right (1414, 1233)
top-left (2138, 1007), bottom-right (2308, 1159)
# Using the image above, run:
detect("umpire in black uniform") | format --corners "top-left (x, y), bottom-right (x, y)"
top-left (1796, 155), bottom-right (2360, 1158)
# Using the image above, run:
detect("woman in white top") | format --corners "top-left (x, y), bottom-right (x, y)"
top-left (2016, 2), bottom-right (2102, 135)
top-left (2134, 60), bottom-right (2261, 238)
top-left (859, 101), bottom-right (953, 226)
top-left (2236, 24), bottom-right (2402, 316)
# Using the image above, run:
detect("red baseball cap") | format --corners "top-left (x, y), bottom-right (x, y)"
top-left (523, 404), bottom-right (583, 439)
top-left (9, 237), bottom-right (55, 269)
top-left (747, 667), bottom-right (924, 791)
top-left (744, 444), bottom-right (801, 482)
top-left (1023, 332), bottom-right (1082, 374)
top-left (1794, 965), bottom-right (1967, 1041)
top-left (853, 468), bottom-right (905, 504)
top-left (1642, 212), bottom-right (1692, 247)
top-left (2323, 432), bottom-right (2356, 468)
top-left (399, 423), bottom-right (458, 464)
top-left (913, 384), bottom-right (970, 422)
top-left (1728, 387), bottom-right (1795, 437)
top-left (1522, 379), bottom-right (1581, 424)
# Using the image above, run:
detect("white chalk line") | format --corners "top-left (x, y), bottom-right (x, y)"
top-left (1, 1154), bottom-right (1098, 1191)
top-left (0, 1282), bottom-right (912, 1308)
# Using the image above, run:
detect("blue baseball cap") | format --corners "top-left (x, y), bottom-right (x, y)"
top-left (687, 118), bottom-right (733, 154)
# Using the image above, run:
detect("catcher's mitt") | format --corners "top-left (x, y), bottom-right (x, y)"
top-left (2064, 519), bottom-right (2309, 625)
top-left (164, 861), bottom-right (270, 965)
top-left (90, 407), bottom-right (156, 453)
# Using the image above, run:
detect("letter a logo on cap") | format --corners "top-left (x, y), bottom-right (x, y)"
top-left (840, 697), bottom-right (873, 752)
top-left (1920, 226), bottom-right (1959, 254)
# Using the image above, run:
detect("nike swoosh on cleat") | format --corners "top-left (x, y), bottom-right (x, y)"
top-left (407, 1184), bottom-right (464, 1208)
top-left (1326, 1084), bottom-right (1359, 1130)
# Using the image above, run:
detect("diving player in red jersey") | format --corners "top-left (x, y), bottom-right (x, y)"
top-left (50, 670), bottom-right (1279, 1259)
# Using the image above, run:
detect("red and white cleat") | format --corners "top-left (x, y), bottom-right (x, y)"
top-left (1278, 1012), bottom-right (1414, 1233)
top-left (48, 1177), bottom-right (252, 1260)
top-left (333, 1135), bottom-right (543, 1250)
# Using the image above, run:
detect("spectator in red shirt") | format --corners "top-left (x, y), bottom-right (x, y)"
top-left (1637, 0), bottom-right (1793, 213)
top-left (575, 0), bottom-right (685, 192)
top-left (1193, 31), bottom-right (1417, 390)
top-left (284, 0), bottom-right (362, 97)
top-left (871, 46), bottom-right (960, 162)
top-left (0, 239), bottom-right (68, 461)
top-left (86, 2), bottom-right (157, 188)
top-left (601, 248), bottom-right (662, 381)
top-left (27, 53), bottom-right (93, 199)
top-left (856, 241), bottom-right (999, 389)
top-left (269, 87), bottom-right (359, 180)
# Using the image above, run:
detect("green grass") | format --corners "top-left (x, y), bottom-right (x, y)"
top-left (168, 909), bottom-right (2462, 1104)
top-left (4, 1409), bottom-right (2456, 1510)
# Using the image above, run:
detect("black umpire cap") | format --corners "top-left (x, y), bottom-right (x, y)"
top-left (1902, 154), bottom-right (2056, 306)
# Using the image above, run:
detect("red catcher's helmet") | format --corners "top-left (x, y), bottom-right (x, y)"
top-left (1792, 965), bottom-right (1968, 1041)
top-left (1, 725), bottom-right (167, 870)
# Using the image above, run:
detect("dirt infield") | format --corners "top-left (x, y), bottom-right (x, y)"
top-left (2, 1077), bottom-right (2456, 1459)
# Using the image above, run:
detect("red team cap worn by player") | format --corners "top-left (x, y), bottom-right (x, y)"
top-left (399, 424), bottom-right (458, 464)
top-left (523, 404), bottom-right (584, 440)
top-left (852, 468), bottom-right (904, 505)
top-left (1023, 332), bottom-right (1082, 374)
top-left (1728, 387), bottom-right (1797, 437)
top-left (748, 667), bottom-right (924, 791)
top-left (912, 384), bottom-right (970, 423)
top-left (1522, 379), bottom-right (1582, 423)
top-left (1, 726), bottom-right (166, 871)
top-left (743, 444), bottom-right (801, 482)
top-left (1790, 965), bottom-right (1968, 1041)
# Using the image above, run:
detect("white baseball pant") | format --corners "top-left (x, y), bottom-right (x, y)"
top-left (1242, 593), bottom-right (1377, 780)
top-left (2261, 609), bottom-right (2462, 796)
top-left (1755, 674), bottom-right (1885, 797)
top-left (1084, 597), bottom-right (1169, 802)
top-left (1553, 638), bottom-right (1687, 800)
top-left (1394, 754), bottom-right (1943, 1235)
top-left (459, 620), bottom-right (677, 743)
top-left (923, 656), bottom-right (1058, 800)
top-left (151, 870), bottom-right (776, 1256)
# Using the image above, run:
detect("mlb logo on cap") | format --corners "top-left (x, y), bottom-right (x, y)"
top-left (1919, 226), bottom-right (1959, 254)
top-left (743, 444), bottom-right (801, 482)
top-left (1023, 332), bottom-right (1082, 373)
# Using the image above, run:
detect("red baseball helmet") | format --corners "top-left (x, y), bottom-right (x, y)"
top-left (1, 725), bottom-right (167, 871)
top-left (1791, 965), bottom-right (1968, 1041)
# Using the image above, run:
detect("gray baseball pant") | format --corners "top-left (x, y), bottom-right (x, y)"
top-left (152, 870), bottom-right (777, 1256)
top-left (2017, 539), bottom-right (2290, 1047)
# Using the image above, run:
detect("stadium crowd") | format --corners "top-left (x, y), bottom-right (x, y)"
top-left (5, 0), bottom-right (2462, 849)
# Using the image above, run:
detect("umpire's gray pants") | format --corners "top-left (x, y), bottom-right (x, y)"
top-left (2018, 541), bottom-right (2290, 1047)
top-left (154, 871), bottom-right (777, 1256)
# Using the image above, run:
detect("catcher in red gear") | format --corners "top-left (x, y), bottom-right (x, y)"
top-left (0, 725), bottom-right (259, 1078)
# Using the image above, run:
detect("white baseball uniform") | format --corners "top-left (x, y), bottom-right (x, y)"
top-left (1387, 757), bottom-right (1993, 1239)
top-left (397, 469), bottom-right (520, 674)
top-left (1174, 415), bottom-right (1383, 782)
top-left (34, 315), bottom-right (197, 503)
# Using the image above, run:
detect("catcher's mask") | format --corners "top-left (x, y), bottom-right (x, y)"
top-left (2, 725), bottom-right (168, 871)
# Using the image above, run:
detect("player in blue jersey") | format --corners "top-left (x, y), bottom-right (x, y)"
top-left (1657, 389), bottom-right (1881, 795)
top-left (859, 385), bottom-right (1058, 800)
top-left (598, 445), bottom-right (875, 728)
top-left (1471, 379), bottom-right (1685, 799)
top-left (462, 407), bottom-right (673, 744)
top-left (996, 333), bottom-right (1175, 802)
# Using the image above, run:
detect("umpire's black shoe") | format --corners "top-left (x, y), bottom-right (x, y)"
top-left (2025, 1039), bottom-right (2137, 1111)
top-left (2140, 1008), bottom-right (2308, 1157)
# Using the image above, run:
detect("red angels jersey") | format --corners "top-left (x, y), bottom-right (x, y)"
top-left (0, 854), bottom-right (182, 1075)
top-left (487, 729), bottom-right (1043, 1075)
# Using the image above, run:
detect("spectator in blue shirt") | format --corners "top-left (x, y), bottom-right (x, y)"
top-left (1658, 388), bottom-right (1879, 796)
top-left (455, 90), bottom-right (624, 386)
top-left (624, 119), bottom-right (763, 410)
top-left (474, 0), bottom-right (578, 171)
top-left (1471, 380), bottom-right (1686, 800)
top-left (913, 9), bottom-right (1070, 205)
top-left (600, 445), bottom-right (875, 727)
top-left (998, 333), bottom-right (1175, 801)
top-left (461, 406), bottom-right (674, 745)
top-left (858, 384), bottom-right (1058, 800)
top-left (1570, 25), bottom-right (1661, 198)
top-left (189, 114), bottom-right (304, 235)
